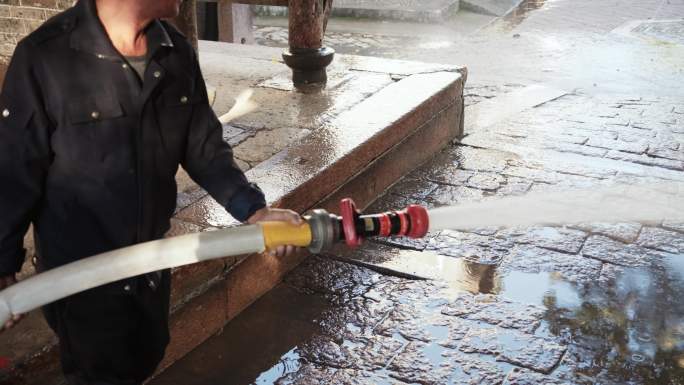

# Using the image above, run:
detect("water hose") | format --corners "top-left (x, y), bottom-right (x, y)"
top-left (0, 198), bottom-right (429, 326)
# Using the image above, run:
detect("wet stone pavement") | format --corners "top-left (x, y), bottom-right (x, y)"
top-left (153, 90), bottom-right (684, 385)
top-left (151, 1), bottom-right (684, 384)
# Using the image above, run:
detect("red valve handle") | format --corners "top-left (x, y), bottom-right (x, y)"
top-left (340, 198), bottom-right (363, 248)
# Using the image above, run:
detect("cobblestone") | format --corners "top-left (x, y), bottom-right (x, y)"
top-left (585, 136), bottom-right (649, 154)
top-left (636, 227), bottom-right (684, 253)
top-left (570, 222), bottom-right (642, 243)
top-left (426, 230), bottom-right (514, 264)
top-left (497, 226), bottom-right (587, 254)
top-left (662, 221), bottom-right (684, 234)
top-left (500, 245), bottom-right (603, 284)
top-left (605, 150), bottom-right (684, 171)
top-left (442, 293), bottom-right (545, 334)
top-left (466, 172), bottom-right (506, 191)
top-left (459, 327), bottom-right (566, 373)
top-left (428, 184), bottom-right (485, 206)
top-left (581, 235), bottom-right (652, 267)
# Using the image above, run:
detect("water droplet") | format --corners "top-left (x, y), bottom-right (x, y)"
top-left (631, 353), bottom-right (645, 363)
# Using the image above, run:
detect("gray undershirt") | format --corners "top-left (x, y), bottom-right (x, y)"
top-left (125, 55), bottom-right (147, 83)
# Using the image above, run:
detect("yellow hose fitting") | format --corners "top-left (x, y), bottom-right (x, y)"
top-left (260, 221), bottom-right (313, 251)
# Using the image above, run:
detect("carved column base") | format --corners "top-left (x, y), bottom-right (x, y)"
top-left (282, 47), bottom-right (335, 88)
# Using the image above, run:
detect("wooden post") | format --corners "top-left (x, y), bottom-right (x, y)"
top-left (282, 0), bottom-right (335, 88)
top-left (172, 0), bottom-right (199, 52)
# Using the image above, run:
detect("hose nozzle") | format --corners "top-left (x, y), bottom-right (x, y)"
top-left (339, 198), bottom-right (429, 248)
top-left (261, 198), bottom-right (429, 254)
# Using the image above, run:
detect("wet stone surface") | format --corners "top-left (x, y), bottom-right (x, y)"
top-left (185, 86), bottom-right (683, 383)
top-left (497, 226), bottom-right (588, 254)
top-left (156, 91), bottom-right (684, 384)
top-left (581, 235), bottom-right (654, 267)
top-left (155, 2), bottom-right (684, 383)
top-left (426, 230), bottom-right (515, 262)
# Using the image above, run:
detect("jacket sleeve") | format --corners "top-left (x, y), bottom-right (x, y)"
top-left (0, 41), bottom-right (52, 276)
top-left (181, 55), bottom-right (266, 222)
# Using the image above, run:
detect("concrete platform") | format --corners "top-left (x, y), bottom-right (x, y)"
top-left (0, 42), bottom-right (466, 384)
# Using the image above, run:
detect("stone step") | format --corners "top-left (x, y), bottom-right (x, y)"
top-left (0, 42), bottom-right (466, 384)
top-left (257, 0), bottom-right (461, 22)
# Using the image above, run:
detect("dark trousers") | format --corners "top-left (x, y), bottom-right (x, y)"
top-left (42, 275), bottom-right (171, 385)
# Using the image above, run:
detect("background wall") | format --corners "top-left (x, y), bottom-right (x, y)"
top-left (0, 0), bottom-right (73, 85)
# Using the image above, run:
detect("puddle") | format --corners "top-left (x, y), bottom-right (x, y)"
top-left (541, 253), bottom-right (684, 382)
top-left (151, 249), bottom-right (684, 384)
top-left (366, 248), bottom-right (501, 295)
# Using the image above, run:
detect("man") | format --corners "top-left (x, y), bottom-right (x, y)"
top-left (0, 0), bottom-right (301, 383)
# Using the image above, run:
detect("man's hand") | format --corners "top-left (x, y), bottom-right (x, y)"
top-left (247, 207), bottom-right (304, 258)
top-left (0, 275), bottom-right (24, 332)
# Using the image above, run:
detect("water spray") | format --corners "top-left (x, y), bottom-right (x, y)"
top-left (0, 198), bottom-right (429, 326)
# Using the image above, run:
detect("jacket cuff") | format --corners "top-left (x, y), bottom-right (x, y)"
top-left (0, 248), bottom-right (26, 277)
top-left (227, 183), bottom-right (267, 222)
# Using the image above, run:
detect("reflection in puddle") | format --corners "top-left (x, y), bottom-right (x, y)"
top-left (542, 253), bottom-right (684, 383)
top-left (374, 247), bottom-right (684, 382)
top-left (501, 271), bottom-right (580, 308)
top-left (253, 349), bottom-right (301, 384)
top-left (369, 249), bottom-right (501, 295)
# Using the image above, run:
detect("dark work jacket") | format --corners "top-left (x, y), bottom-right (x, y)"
top-left (0, 0), bottom-right (266, 292)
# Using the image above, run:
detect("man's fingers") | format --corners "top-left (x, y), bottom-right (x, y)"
top-left (0, 313), bottom-right (25, 332)
top-left (269, 210), bottom-right (302, 225)
top-left (268, 244), bottom-right (302, 258)
top-left (285, 245), bottom-right (295, 257)
top-left (289, 211), bottom-right (304, 225)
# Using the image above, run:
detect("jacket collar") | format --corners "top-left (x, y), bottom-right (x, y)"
top-left (69, 0), bottom-right (174, 60)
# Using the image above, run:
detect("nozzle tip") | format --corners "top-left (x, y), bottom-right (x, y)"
top-left (407, 205), bottom-right (429, 238)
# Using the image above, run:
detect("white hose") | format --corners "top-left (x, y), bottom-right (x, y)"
top-left (0, 225), bottom-right (266, 326)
